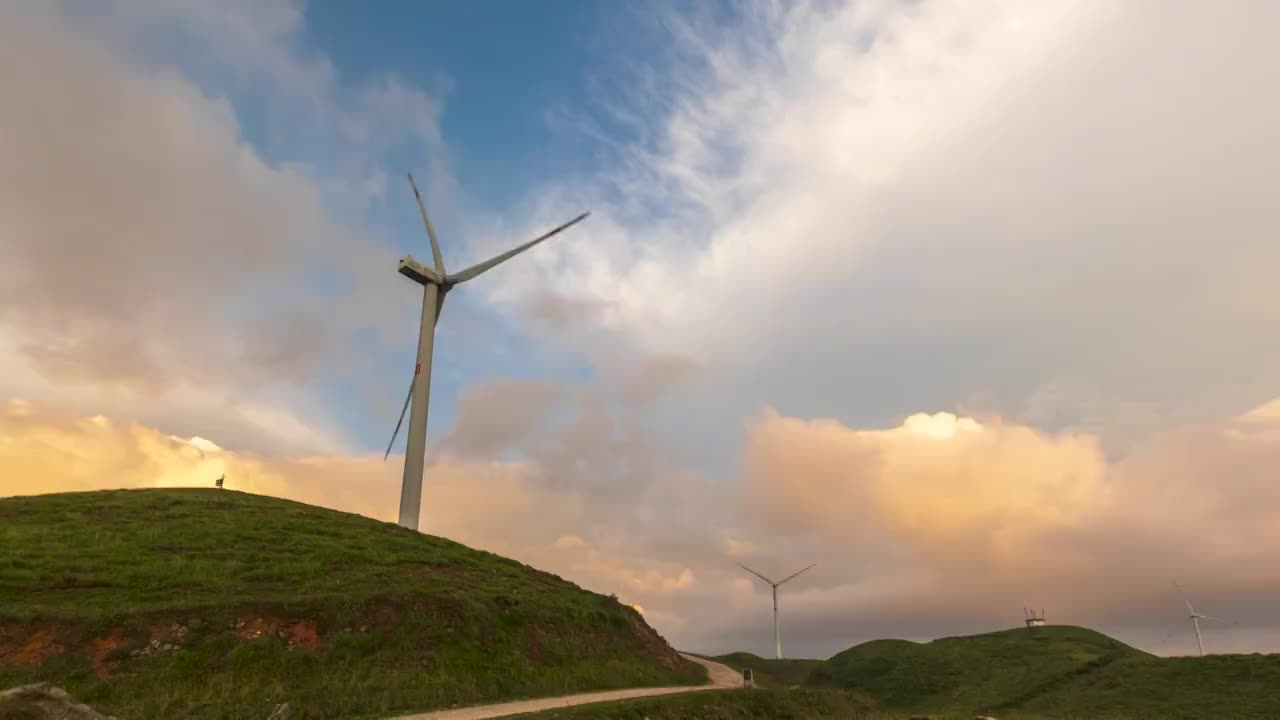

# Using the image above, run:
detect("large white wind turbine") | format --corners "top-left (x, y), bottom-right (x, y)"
top-left (385, 173), bottom-right (589, 531)
top-left (1174, 580), bottom-right (1228, 656)
top-left (737, 562), bottom-right (815, 660)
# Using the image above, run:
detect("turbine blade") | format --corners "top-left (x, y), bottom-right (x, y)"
top-left (777, 563), bottom-right (816, 586)
top-left (1197, 614), bottom-right (1230, 623)
top-left (736, 563), bottom-right (777, 585)
top-left (384, 376), bottom-right (414, 460)
top-left (446, 212), bottom-right (589, 284)
top-left (408, 173), bottom-right (446, 274)
top-left (436, 287), bottom-right (447, 320)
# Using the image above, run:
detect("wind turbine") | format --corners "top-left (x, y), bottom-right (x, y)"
top-left (385, 173), bottom-right (589, 531)
top-left (737, 562), bottom-right (815, 660)
top-left (1174, 580), bottom-right (1227, 656)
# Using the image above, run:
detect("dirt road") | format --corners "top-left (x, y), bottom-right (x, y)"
top-left (389, 654), bottom-right (741, 720)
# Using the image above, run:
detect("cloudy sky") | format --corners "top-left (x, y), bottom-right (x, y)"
top-left (4, 0), bottom-right (1280, 659)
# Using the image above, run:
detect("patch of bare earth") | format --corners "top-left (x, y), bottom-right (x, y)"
top-left (233, 616), bottom-right (324, 650)
top-left (0, 625), bottom-right (64, 667)
top-left (1, 611), bottom-right (339, 676)
top-left (288, 622), bottom-right (320, 651)
top-left (90, 629), bottom-right (125, 677)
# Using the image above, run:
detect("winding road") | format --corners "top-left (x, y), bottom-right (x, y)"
top-left (390, 654), bottom-right (742, 720)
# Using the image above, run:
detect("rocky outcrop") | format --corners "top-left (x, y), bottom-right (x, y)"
top-left (0, 683), bottom-right (117, 719)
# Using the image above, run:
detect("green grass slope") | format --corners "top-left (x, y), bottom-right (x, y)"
top-left (779, 625), bottom-right (1280, 719)
top-left (0, 489), bottom-right (705, 719)
top-left (1021, 652), bottom-right (1280, 719)
top-left (808, 626), bottom-right (1145, 715)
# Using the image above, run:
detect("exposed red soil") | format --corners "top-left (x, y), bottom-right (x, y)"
top-left (0, 609), bottom-right (337, 675)
top-left (0, 626), bottom-right (64, 667)
top-left (91, 629), bottom-right (125, 677)
top-left (288, 621), bottom-right (320, 651)
top-left (0, 600), bottom-right (489, 676)
top-left (235, 615), bottom-right (322, 650)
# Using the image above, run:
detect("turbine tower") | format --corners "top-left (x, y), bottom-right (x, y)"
top-left (737, 562), bottom-right (815, 659)
top-left (385, 173), bottom-right (589, 531)
top-left (1174, 580), bottom-right (1225, 656)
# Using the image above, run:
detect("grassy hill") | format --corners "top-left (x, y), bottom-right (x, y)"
top-left (0, 489), bottom-right (705, 719)
top-left (696, 626), bottom-right (1280, 719)
top-left (1021, 652), bottom-right (1280, 719)
top-left (810, 625), bottom-right (1144, 715)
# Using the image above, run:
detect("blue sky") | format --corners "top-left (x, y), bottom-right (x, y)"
top-left (307, 1), bottom-right (611, 207)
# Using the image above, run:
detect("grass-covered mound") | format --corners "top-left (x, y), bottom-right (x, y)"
top-left (701, 626), bottom-right (1280, 719)
top-left (0, 489), bottom-right (705, 719)
top-left (1021, 652), bottom-right (1280, 719)
top-left (809, 625), bottom-right (1144, 714)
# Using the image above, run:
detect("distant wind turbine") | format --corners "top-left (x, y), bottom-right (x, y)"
top-left (737, 562), bottom-right (815, 659)
top-left (1174, 580), bottom-right (1229, 656)
top-left (385, 173), bottom-right (589, 531)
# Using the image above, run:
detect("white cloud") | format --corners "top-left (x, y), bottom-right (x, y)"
top-left (185, 436), bottom-right (223, 453)
top-left (485, 0), bottom-right (1280, 450)
top-left (0, 0), bottom-right (446, 455)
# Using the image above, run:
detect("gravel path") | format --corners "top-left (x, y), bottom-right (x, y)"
top-left (389, 654), bottom-right (742, 720)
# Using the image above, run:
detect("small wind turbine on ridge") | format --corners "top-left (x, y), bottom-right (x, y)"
top-left (737, 562), bottom-right (815, 660)
top-left (384, 173), bottom-right (589, 531)
top-left (1173, 579), bottom-right (1231, 656)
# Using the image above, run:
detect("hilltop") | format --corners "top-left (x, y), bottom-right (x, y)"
top-left (810, 625), bottom-right (1144, 714)
top-left (0, 489), bottom-right (705, 719)
top-left (702, 625), bottom-right (1280, 719)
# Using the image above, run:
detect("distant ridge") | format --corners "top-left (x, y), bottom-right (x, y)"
top-left (711, 625), bottom-right (1280, 718)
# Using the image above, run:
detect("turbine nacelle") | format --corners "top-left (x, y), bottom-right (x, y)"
top-left (398, 256), bottom-right (444, 286)
top-left (396, 211), bottom-right (591, 291)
